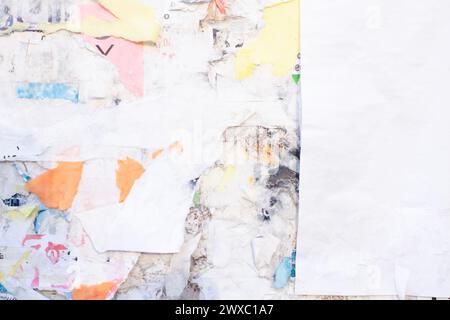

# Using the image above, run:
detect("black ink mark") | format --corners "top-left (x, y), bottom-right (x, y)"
top-left (95, 36), bottom-right (111, 40)
top-left (96, 44), bottom-right (114, 56)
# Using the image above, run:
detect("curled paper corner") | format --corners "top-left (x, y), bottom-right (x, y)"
top-left (234, 0), bottom-right (300, 80)
top-left (273, 257), bottom-right (292, 289)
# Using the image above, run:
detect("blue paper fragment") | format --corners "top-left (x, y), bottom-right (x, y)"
top-left (13, 163), bottom-right (32, 182)
top-left (33, 207), bottom-right (49, 234)
top-left (273, 257), bottom-right (291, 289)
top-left (0, 283), bottom-right (8, 294)
top-left (16, 83), bottom-right (79, 103)
top-left (290, 249), bottom-right (296, 278)
top-left (33, 207), bottom-right (68, 234)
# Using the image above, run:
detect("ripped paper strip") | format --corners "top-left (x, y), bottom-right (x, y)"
top-left (1, 0), bottom-right (159, 43)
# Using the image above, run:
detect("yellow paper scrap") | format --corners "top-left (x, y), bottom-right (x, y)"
top-left (2, 205), bottom-right (39, 221)
top-left (214, 165), bottom-right (236, 192)
top-left (8, 251), bottom-right (31, 277)
top-left (39, 0), bottom-right (160, 42)
top-left (235, 0), bottom-right (300, 79)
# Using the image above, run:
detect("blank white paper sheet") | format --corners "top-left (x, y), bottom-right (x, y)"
top-left (296, 0), bottom-right (450, 297)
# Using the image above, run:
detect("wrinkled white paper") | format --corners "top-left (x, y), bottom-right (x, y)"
top-left (76, 152), bottom-right (197, 253)
top-left (297, 0), bottom-right (450, 297)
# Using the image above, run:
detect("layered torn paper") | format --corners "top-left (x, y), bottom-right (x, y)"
top-left (1, 0), bottom-right (300, 299)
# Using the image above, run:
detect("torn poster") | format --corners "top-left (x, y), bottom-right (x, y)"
top-left (297, 0), bottom-right (450, 297)
top-left (0, 0), bottom-right (160, 42)
top-left (0, 0), bottom-right (300, 300)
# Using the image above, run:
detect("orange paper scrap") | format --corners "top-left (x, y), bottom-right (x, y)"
top-left (116, 157), bottom-right (145, 203)
top-left (26, 162), bottom-right (84, 210)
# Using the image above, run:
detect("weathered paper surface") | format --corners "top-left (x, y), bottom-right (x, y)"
top-left (297, 0), bottom-right (450, 297)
